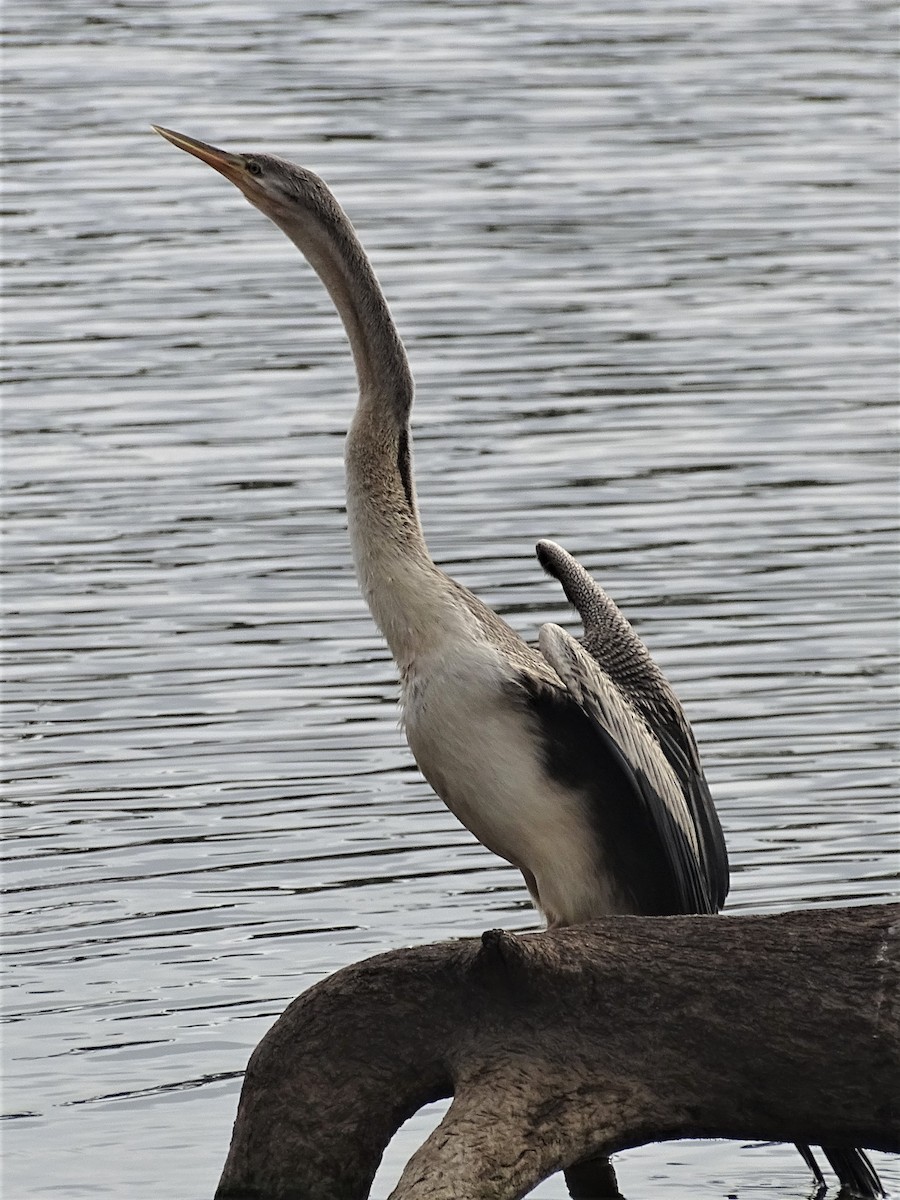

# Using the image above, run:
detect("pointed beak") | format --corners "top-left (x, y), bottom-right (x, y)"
top-left (152, 125), bottom-right (246, 186)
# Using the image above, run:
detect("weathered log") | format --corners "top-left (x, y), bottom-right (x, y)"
top-left (215, 905), bottom-right (899, 1200)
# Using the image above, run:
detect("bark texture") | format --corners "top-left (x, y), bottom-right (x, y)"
top-left (215, 905), bottom-right (900, 1200)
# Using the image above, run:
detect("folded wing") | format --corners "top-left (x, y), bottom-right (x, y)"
top-left (536, 540), bottom-right (729, 914)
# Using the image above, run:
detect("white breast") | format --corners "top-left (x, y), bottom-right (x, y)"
top-left (402, 636), bottom-right (621, 925)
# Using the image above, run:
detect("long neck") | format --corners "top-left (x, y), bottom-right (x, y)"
top-left (272, 195), bottom-right (461, 669)
top-left (281, 199), bottom-right (413, 405)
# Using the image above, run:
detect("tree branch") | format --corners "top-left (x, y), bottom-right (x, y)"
top-left (215, 905), bottom-right (900, 1200)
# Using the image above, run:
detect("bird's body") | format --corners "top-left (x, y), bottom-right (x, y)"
top-left (349, 487), bottom-right (633, 924)
top-left (153, 125), bottom-right (883, 1196)
top-left (402, 618), bottom-right (627, 924)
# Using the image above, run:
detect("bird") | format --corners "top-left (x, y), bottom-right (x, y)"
top-left (152, 125), bottom-right (884, 1199)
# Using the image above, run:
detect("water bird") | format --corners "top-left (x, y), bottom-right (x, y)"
top-left (152, 126), bottom-right (883, 1198)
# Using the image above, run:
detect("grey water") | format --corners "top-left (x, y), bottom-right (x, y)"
top-left (3, 1), bottom-right (898, 1196)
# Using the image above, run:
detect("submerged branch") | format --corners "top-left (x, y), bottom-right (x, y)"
top-left (215, 904), bottom-right (899, 1200)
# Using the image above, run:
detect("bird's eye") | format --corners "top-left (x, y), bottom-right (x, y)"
top-left (246, 159), bottom-right (263, 177)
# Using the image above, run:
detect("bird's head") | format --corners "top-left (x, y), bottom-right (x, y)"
top-left (152, 126), bottom-right (339, 231)
top-left (152, 124), bottom-right (410, 401)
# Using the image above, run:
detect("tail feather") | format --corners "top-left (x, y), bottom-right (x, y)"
top-left (795, 1144), bottom-right (826, 1191)
top-left (822, 1146), bottom-right (884, 1198)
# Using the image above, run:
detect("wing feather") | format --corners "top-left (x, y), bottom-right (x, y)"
top-left (538, 623), bottom-right (715, 913)
top-left (536, 539), bottom-right (729, 911)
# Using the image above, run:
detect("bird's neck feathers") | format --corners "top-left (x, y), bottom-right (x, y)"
top-left (345, 405), bottom-right (469, 672)
top-left (276, 201), bottom-right (413, 409)
top-left (276, 190), bottom-right (465, 667)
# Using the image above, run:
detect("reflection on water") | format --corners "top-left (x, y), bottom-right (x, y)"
top-left (4, 0), bottom-right (897, 1196)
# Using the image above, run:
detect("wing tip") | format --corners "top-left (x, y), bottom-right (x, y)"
top-left (537, 620), bottom-right (574, 659)
top-left (535, 540), bottom-right (602, 608)
top-left (535, 538), bottom-right (566, 576)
